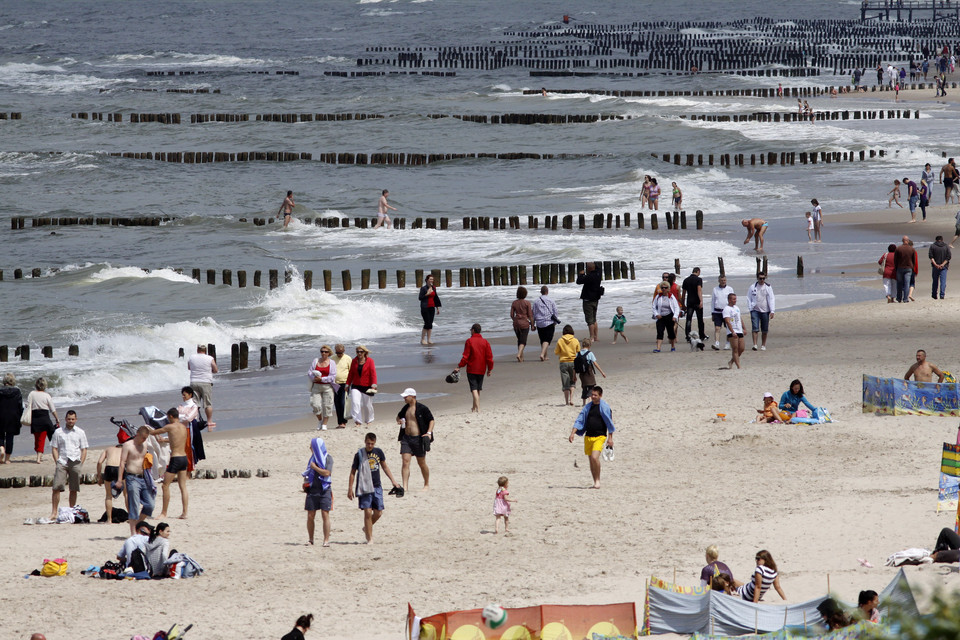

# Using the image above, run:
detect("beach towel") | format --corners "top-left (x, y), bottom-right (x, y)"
top-left (356, 447), bottom-right (375, 495)
top-left (302, 437), bottom-right (331, 490)
top-left (885, 548), bottom-right (930, 566)
top-left (165, 552), bottom-right (203, 578)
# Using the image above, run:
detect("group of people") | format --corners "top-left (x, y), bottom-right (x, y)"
top-left (300, 385), bottom-right (435, 545)
top-left (307, 343), bottom-right (379, 429)
top-left (640, 175), bottom-right (682, 211)
top-left (276, 188), bottom-right (398, 230)
top-left (879, 234), bottom-right (951, 303)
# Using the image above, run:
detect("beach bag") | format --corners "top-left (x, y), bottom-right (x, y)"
top-left (444, 370), bottom-right (460, 384)
top-left (20, 406), bottom-right (31, 427)
top-left (878, 253), bottom-right (887, 276)
top-left (813, 407), bottom-right (833, 423)
top-left (41, 558), bottom-right (68, 577)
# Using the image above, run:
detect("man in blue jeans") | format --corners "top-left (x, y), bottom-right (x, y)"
top-left (929, 235), bottom-right (952, 299)
top-left (114, 426), bottom-right (154, 536)
top-left (347, 433), bottom-right (400, 544)
top-left (894, 235), bottom-right (917, 303)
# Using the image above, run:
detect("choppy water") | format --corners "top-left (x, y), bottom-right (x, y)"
top-left (0, 0), bottom-right (950, 443)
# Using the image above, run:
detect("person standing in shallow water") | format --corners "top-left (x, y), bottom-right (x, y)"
top-left (418, 273), bottom-right (441, 345)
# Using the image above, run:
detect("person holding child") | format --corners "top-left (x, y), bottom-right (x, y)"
top-left (493, 476), bottom-right (516, 534)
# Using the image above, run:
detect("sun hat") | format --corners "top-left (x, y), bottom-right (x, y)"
top-left (763, 392), bottom-right (774, 399)
top-left (401, 388), bottom-right (417, 398)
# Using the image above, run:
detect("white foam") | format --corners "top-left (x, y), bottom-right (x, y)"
top-left (105, 52), bottom-right (274, 67)
top-left (86, 266), bottom-right (198, 284)
top-left (0, 62), bottom-right (130, 94)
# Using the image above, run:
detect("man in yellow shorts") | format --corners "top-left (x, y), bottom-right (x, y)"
top-left (568, 386), bottom-right (615, 489)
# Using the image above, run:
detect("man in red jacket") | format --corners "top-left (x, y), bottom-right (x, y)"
top-left (454, 323), bottom-right (494, 413)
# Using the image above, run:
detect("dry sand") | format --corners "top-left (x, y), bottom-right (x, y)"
top-left (3, 252), bottom-right (960, 639)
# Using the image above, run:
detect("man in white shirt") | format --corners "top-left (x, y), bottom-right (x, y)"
top-left (722, 293), bottom-right (745, 370)
top-left (710, 275), bottom-right (735, 351)
top-left (747, 274), bottom-right (776, 351)
top-left (187, 344), bottom-right (218, 427)
top-left (49, 410), bottom-right (88, 520)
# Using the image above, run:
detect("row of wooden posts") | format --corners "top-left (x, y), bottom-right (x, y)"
top-left (656, 149), bottom-right (895, 167)
top-left (0, 113), bottom-right (21, 120)
top-left (0, 469), bottom-right (268, 489)
top-left (10, 211), bottom-right (704, 233)
top-left (527, 67), bottom-right (821, 78)
top-left (95, 151), bottom-right (567, 164)
top-left (0, 344), bottom-right (79, 362)
top-left (522, 81), bottom-right (958, 100)
top-left (144, 70), bottom-right (299, 76)
top-left (681, 109), bottom-right (917, 123)
top-left (324, 71), bottom-right (456, 77)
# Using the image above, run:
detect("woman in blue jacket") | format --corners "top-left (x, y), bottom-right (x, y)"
top-left (779, 379), bottom-right (815, 417)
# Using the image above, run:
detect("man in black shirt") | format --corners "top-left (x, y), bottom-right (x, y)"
top-left (681, 267), bottom-right (704, 343)
top-left (576, 262), bottom-right (603, 343)
top-left (568, 386), bottom-right (615, 489)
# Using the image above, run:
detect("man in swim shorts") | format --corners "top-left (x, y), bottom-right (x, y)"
top-left (741, 218), bottom-right (768, 251)
top-left (280, 190), bottom-right (295, 229)
top-left (115, 426), bottom-right (153, 535)
top-left (396, 388), bottom-right (434, 492)
top-left (568, 386), bottom-right (615, 489)
top-left (146, 408), bottom-right (190, 519)
top-left (941, 159), bottom-right (958, 205)
top-left (373, 189), bottom-right (397, 229)
top-left (96, 434), bottom-right (125, 524)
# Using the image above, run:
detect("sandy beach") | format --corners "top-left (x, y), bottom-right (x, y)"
top-left (3, 232), bottom-right (960, 639)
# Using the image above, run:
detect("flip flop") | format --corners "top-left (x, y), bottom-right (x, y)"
top-left (857, 558), bottom-right (873, 568)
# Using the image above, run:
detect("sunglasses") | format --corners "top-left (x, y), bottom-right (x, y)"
top-left (321, 350), bottom-right (331, 354)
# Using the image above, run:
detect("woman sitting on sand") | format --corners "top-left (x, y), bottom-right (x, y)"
top-left (736, 550), bottom-right (786, 603)
top-left (779, 379), bottom-right (815, 419)
top-left (145, 522), bottom-right (175, 578)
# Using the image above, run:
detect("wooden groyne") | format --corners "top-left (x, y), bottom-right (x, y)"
top-left (651, 149), bottom-right (916, 167)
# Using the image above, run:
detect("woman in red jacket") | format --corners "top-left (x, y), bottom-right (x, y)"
top-left (346, 345), bottom-right (377, 426)
top-left (879, 243), bottom-right (896, 303)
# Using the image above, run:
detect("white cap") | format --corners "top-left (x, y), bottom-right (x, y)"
top-left (763, 392), bottom-right (774, 399)
top-left (401, 388), bottom-right (417, 398)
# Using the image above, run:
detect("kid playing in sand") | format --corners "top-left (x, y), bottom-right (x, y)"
top-left (757, 392), bottom-right (780, 423)
top-left (805, 211), bottom-right (813, 242)
top-left (493, 476), bottom-right (515, 533)
top-left (888, 179), bottom-right (902, 208)
top-left (610, 307), bottom-right (628, 343)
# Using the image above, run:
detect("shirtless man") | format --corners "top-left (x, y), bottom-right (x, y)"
top-left (280, 190), bottom-right (295, 229)
top-left (396, 388), bottom-right (434, 491)
top-left (374, 189), bottom-right (397, 229)
top-left (114, 426), bottom-right (153, 535)
top-left (905, 349), bottom-right (946, 383)
top-left (941, 160), bottom-right (958, 205)
top-left (147, 408), bottom-right (190, 519)
top-left (96, 439), bottom-right (124, 524)
top-left (742, 218), bottom-right (768, 251)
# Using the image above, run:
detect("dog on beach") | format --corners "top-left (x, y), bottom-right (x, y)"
top-left (688, 331), bottom-right (705, 352)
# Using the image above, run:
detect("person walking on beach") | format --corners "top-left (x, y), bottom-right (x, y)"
top-left (652, 281), bottom-right (680, 353)
top-left (723, 293), bottom-right (745, 369)
top-left (454, 324), bottom-right (493, 413)
top-left (373, 189), bottom-right (397, 229)
top-left (904, 177), bottom-right (920, 222)
top-left (887, 180), bottom-right (902, 208)
top-left (554, 325), bottom-right (580, 406)
top-left (894, 235), bottom-right (917, 303)
top-left (805, 211), bottom-right (814, 241)
top-left (879, 243), bottom-right (897, 303)
top-left (308, 345), bottom-right (337, 431)
top-left (279, 190), bottom-right (295, 229)
top-left (711, 275), bottom-right (735, 351)
top-left (672, 182), bottom-right (682, 209)
top-left (640, 175), bottom-right (651, 209)
top-left (610, 306), bottom-right (628, 343)
top-left (905, 349), bottom-right (946, 383)
top-left (49, 410), bottom-right (87, 521)
top-left (347, 345), bottom-right (377, 426)
top-left (146, 408), bottom-right (189, 519)
top-left (741, 218), bottom-right (768, 251)
top-left (331, 344), bottom-right (351, 429)
top-left (681, 267), bottom-right (704, 343)
top-left (418, 273), bottom-right (441, 345)
top-left (0, 373), bottom-right (22, 464)
top-left (930, 235), bottom-right (951, 299)
top-left (941, 159), bottom-right (958, 205)
top-left (922, 163), bottom-right (936, 190)
top-left (568, 386), bottom-right (615, 489)
top-left (576, 262), bottom-right (603, 343)
top-left (510, 286), bottom-right (534, 362)
top-left (747, 274), bottom-right (775, 351)
top-left (647, 178), bottom-right (661, 210)
top-left (303, 437), bottom-right (332, 547)
top-left (115, 426), bottom-right (152, 535)
top-left (27, 377), bottom-right (58, 464)
top-left (396, 388), bottom-right (433, 491)
top-left (347, 432), bottom-right (400, 544)
top-left (493, 476), bottom-right (515, 534)
top-left (188, 345), bottom-right (218, 429)
top-left (576, 339), bottom-right (606, 404)
top-left (810, 199), bottom-right (823, 242)
top-left (919, 179), bottom-right (930, 221)
top-left (531, 285), bottom-right (559, 361)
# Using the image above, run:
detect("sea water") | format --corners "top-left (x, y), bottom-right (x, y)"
top-left (0, 0), bottom-right (949, 444)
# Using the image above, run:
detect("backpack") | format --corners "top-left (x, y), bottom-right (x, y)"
top-left (100, 560), bottom-right (123, 579)
top-left (573, 351), bottom-right (591, 375)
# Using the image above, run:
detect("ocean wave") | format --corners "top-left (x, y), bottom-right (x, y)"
top-left (86, 266), bottom-right (198, 284)
top-left (104, 51), bottom-right (275, 67)
top-left (0, 61), bottom-right (130, 94)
